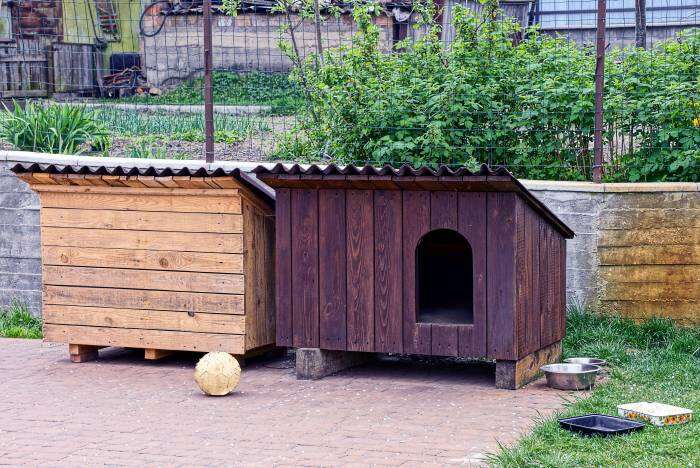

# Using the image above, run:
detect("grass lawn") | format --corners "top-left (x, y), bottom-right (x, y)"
top-left (122, 71), bottom-right (304, 115)
top-left (0, 302), bottom-right (42, 339)
top-left (491, 309), bottom-right (700, 467)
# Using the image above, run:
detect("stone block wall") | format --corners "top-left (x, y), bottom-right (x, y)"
top-left (141, 12), bottom-right (395, 88)
top-left (0, 161), bottom-right (41, 315)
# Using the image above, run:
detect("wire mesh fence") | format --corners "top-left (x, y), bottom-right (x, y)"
top-left (0, 0), bottom-right (697, 181)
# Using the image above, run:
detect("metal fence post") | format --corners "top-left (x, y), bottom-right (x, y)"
top-left (203, 0), bottom-right (215, 163)
top-left (593, 0), bottom-right (606, 183)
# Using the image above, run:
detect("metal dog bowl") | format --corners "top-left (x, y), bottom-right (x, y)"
top-left (541, 363), bottom-right (601, 390)
top-left (564, 357), bottom-right (608, 367)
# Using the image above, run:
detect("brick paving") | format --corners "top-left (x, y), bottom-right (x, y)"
top-left (0, 339), bottom-right (570, 467)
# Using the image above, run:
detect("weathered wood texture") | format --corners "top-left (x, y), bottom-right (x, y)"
top-left (242, 199), bottom-right (276, 351)
top-left (495, 340), bottom-right (563, 389)
top-left (29, 175), bottom-right (274, 355)
top-left (0, 39), bottom-right (49, 98)
top-left (514, 198), bottom-right (567, 359)
top-left (274, 188), bottom-right (568, 360)
top-left (598, 193), bottom-right (699, 325)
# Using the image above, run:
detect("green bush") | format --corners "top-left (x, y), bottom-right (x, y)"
top-left (275, 1), bottom-right (699, 182)
top-left (0, 102), bottom-right (111, 154)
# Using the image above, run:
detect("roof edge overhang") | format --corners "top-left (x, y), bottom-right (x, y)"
top-left (254, 163), bottom-right (575, 239)
top-left (9, 157), bottom-right (276, 207)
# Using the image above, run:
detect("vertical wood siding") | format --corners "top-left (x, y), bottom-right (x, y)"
top-left (276, 188), bottom-right (567, 359)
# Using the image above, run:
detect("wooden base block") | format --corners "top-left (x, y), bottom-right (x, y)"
top-left (144, 348), bottom-right (174, 360)
top-left (68, 344), bottom-right (102, 363)
top-left (296, 348), bottom-right (373, 380)
top-left (495, 341), bottom-right (562, 389)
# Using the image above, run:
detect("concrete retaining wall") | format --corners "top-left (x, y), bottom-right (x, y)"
top-left (1, 151), bottom-right (697, 324)
top-left (0, 160), bottom-right (41, 314)
top-left (528, 181), bottom-right (699, 325)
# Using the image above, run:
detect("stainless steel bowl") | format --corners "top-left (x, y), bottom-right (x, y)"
top-left (540, 363), bottom-right (601, 390)
top-left (564, 357), bottom-right (608, 367)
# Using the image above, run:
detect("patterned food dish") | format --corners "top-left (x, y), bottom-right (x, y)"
top-left (618, 402), bottom-right (693, 427)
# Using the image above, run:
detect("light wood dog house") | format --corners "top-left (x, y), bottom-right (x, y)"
top-left (255, 163), bottom-right (575, 389)
top-left (13, 162), bottom-right (275, 362)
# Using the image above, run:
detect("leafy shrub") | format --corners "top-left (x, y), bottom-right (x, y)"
top-left (0, 102), bottom-right (110, 154)
top-left (275, 1), bottom-right (699, 182)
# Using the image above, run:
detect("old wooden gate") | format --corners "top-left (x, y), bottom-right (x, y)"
top-left (0, 39), bottom-right (97, 98)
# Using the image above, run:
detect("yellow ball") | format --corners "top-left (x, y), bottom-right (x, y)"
top-left (194, 352), bottom-right (241, 396)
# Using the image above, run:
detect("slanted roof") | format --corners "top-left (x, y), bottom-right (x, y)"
top-left (254, 163), bottom-right (575, 238)
top-left (11, 161), bottom-right (275, 206)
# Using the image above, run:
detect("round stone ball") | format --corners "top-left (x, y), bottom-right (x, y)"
top-left (194, 352), bottom-right (241, 396)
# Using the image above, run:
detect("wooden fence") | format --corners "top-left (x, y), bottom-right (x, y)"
top-left (0, 39), bottom-right (49, 98)
top-left (0, 39), bottom-right (98, 99)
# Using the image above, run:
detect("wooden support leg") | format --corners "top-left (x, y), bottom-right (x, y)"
top-left (296, 348), bottom-right (373, 380)
top-left (69, 344), bottom-right (101, 363)
top-left (495, 341), bottom-right (562, 390)
top-left (144, 348), bottom-right (174, 361)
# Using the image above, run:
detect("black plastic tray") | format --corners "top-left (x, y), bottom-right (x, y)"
top-left (559, 414), bottom-right (645, 436)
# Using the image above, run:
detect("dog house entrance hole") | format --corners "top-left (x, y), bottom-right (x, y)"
top-left (416, 229), bottom-right (473, 324)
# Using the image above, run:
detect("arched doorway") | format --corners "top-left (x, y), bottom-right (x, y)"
top-left (416, 229), bottom-right (473, 324)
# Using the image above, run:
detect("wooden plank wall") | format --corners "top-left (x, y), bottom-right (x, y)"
top-left (277, 189), bottom-right (497, 359)
top-left (242, 198), bottom-right (275, 351)
top-left (598, 191), bottom-right (699, 325)
top-left (0, 39), bottom-right (49, 97)
top-left (38, 184), bottom-right (248, 354)
top-left (514, 198), bottom-right (567, 360)
top-left (52, 43), bottom-right (96, 94)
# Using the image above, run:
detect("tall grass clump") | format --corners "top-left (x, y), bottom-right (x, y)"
top-left (0, 301), bottom-right (42, 339)
top-left (0, 102), bottom-right (110, 154)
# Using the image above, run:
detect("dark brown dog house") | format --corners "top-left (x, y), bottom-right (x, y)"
top-left (255, 164), bottom-right (575, 389)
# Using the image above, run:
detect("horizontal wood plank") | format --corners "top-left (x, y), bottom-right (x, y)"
top-left (44, 305), bottom-right (245, 334)
top-left (600, 265), bottom-right (700, 283)
top-left (41, 227), bottom-right (243, 253)
top-left (43, 266), bottom-right (244, 294)
top-left (600, 209), bottom-right (700, 229)
top-left (44, 286), bottom-right (244, 314)
top-left (599, 228), bottom-right (700, 247)
top-left (42, 246), bottom-right (243, 274)
top-left (599, 245), bottom-right (700, 265)
top-left (603, 282), bottom-right (698, 301)
top-left (44, 324), bottom-right (245, 354)
top-left (604, 300), bottom-right (699, 324)
top-left (41, 208), bottom-right (243, 234)
top-left (38, 191), bottom-right (241, 214)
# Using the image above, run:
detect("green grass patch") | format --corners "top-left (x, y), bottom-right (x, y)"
top-left (0, 302), bottom-right (42, 339)
top-left (490, 309), bottom-right (700, 467)
top-left (121, 71), bottom-right (304, 115)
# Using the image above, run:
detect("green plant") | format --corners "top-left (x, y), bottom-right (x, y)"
top-left (0, 101), bottom-right (111, 154)
top-left (0, 301), bottom-right (42, 339)
top-left (94, 108), bottom-right (266, 140)
top-left (490, 308), bottom-right (700, 466)
top-left (272, 0), bottom-right (698, 181)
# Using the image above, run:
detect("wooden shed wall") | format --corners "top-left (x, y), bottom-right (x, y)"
top-left (514, 198), bottom-right (567, 360)
top-left (275, 188), bottom-right (567, 360)
top-left (24, 177), bottom-right (275, 355)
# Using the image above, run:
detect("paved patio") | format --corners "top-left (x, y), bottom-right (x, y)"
top-left (0, 339), bottom-right (571, 467)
